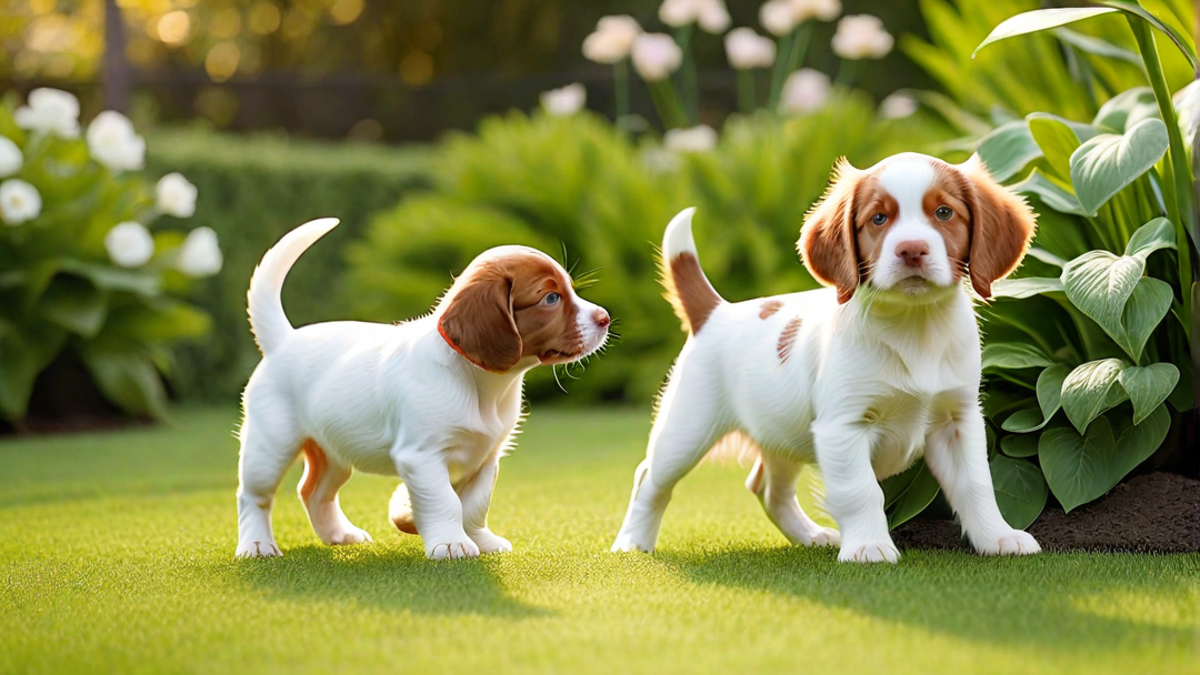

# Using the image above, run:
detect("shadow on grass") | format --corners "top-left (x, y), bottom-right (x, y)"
top-left (230, 544), bottom-right (551, 618)
top-left (656, 545), bottom-right (1199, 650)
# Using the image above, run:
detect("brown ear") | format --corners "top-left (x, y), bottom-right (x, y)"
top-left (959, 155), bottom-right (1037, 299)
top-left (799, 158), bottom-right (862, 304)
top-left (437, 262), bottom-right (523, 373)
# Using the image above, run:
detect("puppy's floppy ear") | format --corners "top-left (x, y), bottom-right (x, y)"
top-left (799, 158), bottom-right (862, 304)
top-left (958, 154), bottom-right (1037, 299)
top-left (437, 261), bottom-right (523, 373)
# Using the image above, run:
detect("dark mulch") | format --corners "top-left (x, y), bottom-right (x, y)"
top-left (892, 472), bottom-right (1200, 554)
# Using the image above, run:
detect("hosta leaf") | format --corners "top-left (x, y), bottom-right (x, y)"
top-left (1061, 250), bottom-right (1143, 341)
top-left (1118, 363), bottom-right (1180, 424)
top-left (1061, 359), bottom-right (1125, 433)
top-left (1027, 114), bottom-right (1082, 182)
top-left (1037, 364), bottom-right (1070, 423)
top-left (78, 341), bottom-right (169, 419)
top-left (1012, 171), bottom-right (1087, 216)
top-left (38, 275), bottom-right (108, 339)
top-left (882, 459), bottom-right (941, 529)
top-left (974, 8), bottom-right (1119, 58)
top-left (1002, 407), bottom-right (1046, 433)
top-left (1069, 118), bottom-right (1169, 216)
top-left (1000, 434), bottom-right (1040, 458)
top-left (991, 276), bottom-right (1064, 300)
top-left (990, 454), bottom-right (1049, 529)
top-left (1054, 27), bottom-right (1141, 65)
top-left (981, 342), bottom-right (1054, 371)
top-left (1093, 87), bottom-right (1159, 133)
top-left (1123, 217), bottom-right (1176, 259)
top-left (1116, 277), bottom-right (1172, 361)
top-left (976, 121), bottom-right (1042, 182)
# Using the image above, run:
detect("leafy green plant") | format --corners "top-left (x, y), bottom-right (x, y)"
top-left (0, 89), bottom-right (220, 424)
top-left (896, 2), bottom-right (1198, 527)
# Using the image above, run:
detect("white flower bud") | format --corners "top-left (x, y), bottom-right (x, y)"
top-left (780, 68), bottom-right (831, 115)
top-left (177, 227), bottom-right (223, 278)
top-left (0, 179), bottom-right (41, 225)
top-left (880, 92), bottom-right (918, 119)
top-left (725, 28), bottom-right (776, 70)
top-left (0, 137), bottom-right (22, 178)
top-left (583, 15), bottom-right (643, 63)
top-left (832, 14), bottom-right (894, 60)
top-left (87, 111), bottom-right (146, 172)
top-left (14, 88), bottom-right (81, 139)
top-left (631, 33), bottom-right (684, 82)
top-left (540, 83), bottom-right (587, 116)
top-left (697, 0), bottom-right (731, 34)
top-left (663, 125), bottom-right (718, 153)
top-left (104, 222), bottom-right (155, 268)
top-left (156, 173), bottom-right (198, 218)
top-left (793, 0), bottom-right (842, 23)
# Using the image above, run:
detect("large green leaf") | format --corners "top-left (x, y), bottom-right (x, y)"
top-left (1054, 27), bottom-right (1141, 66)
top-left (78, 342), bottom-right (169, 419)
top-left (1036, 364), bottom-right (1070, 424)
top-left (1093, 0), bottom-right (1196, 70)
top-left (981, 342), bottom-right (1054, 371)
top-left (1115, 277), bottom-right (1173, 361)
top-left (0, 325), bottom-right (68, 421)
top-left (990, 276), bottom-right (1064, 300)
top-left (1118, 363), bottom-right (1180, 424)
top-left (1069, 118), bottom-right (1169, 216)
top-left (882, 459), bottom-right (941, 529)
top-left (1123, 217), bottom-right (1176, 258)
top-left (1040, 404), bottom-right (1169, 512)
top-left (1000, 434), bottom-right (1040, 458)
top-left (1061, 250), bottom-right (1142, 339)
top-left (37, 275), bottom-right (109, 339)
top-left (990, 454), bottom-right (1049, 529)
top-left (1093, 87), bottom-right (1159, 132)
top-left (105, 300), bottom-right (212, 343)
top-left (1012, 171), bottom-right (1087, 216)
top-left (1061, 358), bottom-right (1125, 433)
top-left (975, 121), bottom-right (1042, 182)
top-left (973, 8), bottom-right (1119, 59)
top-left (1027, 114), bottom-right (1083, 183)
top-left (1001, 407), bottom-right (1045, 433)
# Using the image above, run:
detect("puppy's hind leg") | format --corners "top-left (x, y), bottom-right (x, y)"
top-left (235, 415), bottom-right (302, 558)
top-left (298, 441), bottom-right (372, 547)
top-left (746, 453), bottom-right (839, 548)
top-left (612, 361), bottom-right (727, 553)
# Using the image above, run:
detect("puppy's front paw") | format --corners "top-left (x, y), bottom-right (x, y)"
top-left (611, 533), bottom-right (653, 553)
top-left (838, 540), bottom-right (900, 563)
top-left (235, 540), bottom-right (282, 559)
top-left (798, 526), bottom-right (841, 548)
top-left (426, 536), bottom-right (480, 560)
top-left (978, 530), bottom-right (1041, 556)
top-left (470, 529), bottom-right (513, 555)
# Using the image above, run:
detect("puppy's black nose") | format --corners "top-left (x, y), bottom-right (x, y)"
top-left (594, 309), bottom-right (611, 328)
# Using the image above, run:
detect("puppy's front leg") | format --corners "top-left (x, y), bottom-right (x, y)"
top-left (924, 393), bottom-right (1040, 556)
top-left (394, 455), bottom-right (480, 560)
top-left (458, 458), bottom-right (512, 555)
top-left (813, 420), bottom-right (899, 563)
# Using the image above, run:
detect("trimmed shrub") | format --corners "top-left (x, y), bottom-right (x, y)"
top-left (144, 127), bottom-right (431, 401)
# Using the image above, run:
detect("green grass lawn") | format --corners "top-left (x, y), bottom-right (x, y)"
top-left (2, 406), bottom-right (1197, 675)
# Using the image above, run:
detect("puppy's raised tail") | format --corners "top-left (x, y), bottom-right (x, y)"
top-left (660, 207), bottom-right (723, 335)
top-left (247, 217), bottom-right (340, 355)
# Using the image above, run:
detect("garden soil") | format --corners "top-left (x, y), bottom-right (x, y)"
top-left (892, 472), bottom-right (1200, 553)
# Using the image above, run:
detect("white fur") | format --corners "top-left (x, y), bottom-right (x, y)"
top-left (613, 188), bottom-right (1040, 562)
top-left (236, 219), bottom-right (608, 559)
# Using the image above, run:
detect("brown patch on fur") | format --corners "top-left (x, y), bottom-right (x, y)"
top-left (958, 156), bottom-right (1037, 298)
top-left (390, 484), bottom-right (419, 535)
top-left (776, 316), bottom-right (803, 363)
top-left (299, 439), bottom-right (326, 504)
top-left (800, 158), bottom-right (865, 304)
top-left (851, 178), bottom-right (898, 279)
top-left (438, 247), bottom-right (586, 372)
top-left (759, 299), bottom-right (784, 319)
top-left (663, 252), bottom-right (721, 334)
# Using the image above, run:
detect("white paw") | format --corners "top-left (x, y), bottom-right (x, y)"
top-left (235, 540), bottom-right (282, 558)
top-left (470, 530), bottom-right (513, 555)
top-left (327, 526), bottom-right (373, 546)
top-left (426, 536), bottom-right (480, 560)
top-left (611, 533), bottom-right (653, 553)
top-left (797, 526), bottom-right (841, 548)
top-left (979, 530), bottom-right (1041, 556)
top-left (838, 540), bottom-right (900, 563)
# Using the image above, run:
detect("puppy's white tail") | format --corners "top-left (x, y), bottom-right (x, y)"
top-left (660, 207), bottom-right (723, 335)
top-left (247, 218), bottom-right (340, 355)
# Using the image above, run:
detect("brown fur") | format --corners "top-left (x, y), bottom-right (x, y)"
top-left (390, 484), bottom-right (418, 534)
top-left (799, 158), bottom-right (863, 304)
top-left (663, 252), bottom-right (721, 334)
top-left (759, 299), bottom-right (784, 319)
top-left (776, 316), bottom-right (803, 363)
top-left (960, 157), bottom-right (1037, 298)
top-left (299, 439), bottom-right (326, 504)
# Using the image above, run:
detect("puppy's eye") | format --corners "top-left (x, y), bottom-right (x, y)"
top-left (871, 213), bottom-right (888, 226)
top-left (935, 206), bottom-right (954, 222)
top-left (541, 292), bottom-right (561, 306)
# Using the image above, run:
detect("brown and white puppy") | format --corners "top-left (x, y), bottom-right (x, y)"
top-left (613, 153), bottom-right (1040, 562)
top-left (237, 218), bottom-right (609, 560)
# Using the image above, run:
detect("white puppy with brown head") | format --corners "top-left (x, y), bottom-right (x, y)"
top-left (237, 218), bottom-right (609, 560)
top-left (612, 152), bottom-right (1040, 562)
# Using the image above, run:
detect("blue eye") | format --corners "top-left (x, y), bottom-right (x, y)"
top-left (542, 292), bottom-right (561, 306)
top-left (872, 213), bottom-right (888, 226)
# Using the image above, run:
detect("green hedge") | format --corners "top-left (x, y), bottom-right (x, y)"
top-left (144, 128), bottom-right (431, 402)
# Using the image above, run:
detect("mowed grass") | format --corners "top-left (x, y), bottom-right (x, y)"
top-left (1, 406), bottom-right (1198, 675)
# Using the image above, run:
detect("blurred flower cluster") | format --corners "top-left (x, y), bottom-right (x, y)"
top-left (0, 88), bottom-right (221, 421)
top-left (543, 0), bottom-right (911, 157)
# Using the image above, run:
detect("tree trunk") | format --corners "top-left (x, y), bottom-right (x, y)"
top-left (102, 0), bottom-right (130, 113)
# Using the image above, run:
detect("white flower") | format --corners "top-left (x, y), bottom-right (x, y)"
top-left (880, 92), bottom-right (918, 119)
top-left (631, 33), bottom-right (684, 82)
top-left (780, 68), bottom-right (831, 115)
top-left (86, 111), bottom-right (146, 172)
top-left (793, 0), bottom-right (841, 22)
top-left (697, 0), bottom-right (731, 34)
top-left (0, 179), bottom-right (41, 225)
top-left (760, 0), bottom-right (798, 36)
top-left (104, 222), bottom-right (155, 268)
top-left (725, 28), bottom-right (776, 70)
top-left (659, 0), bottom-right (703, 27)
top-left (663, 125), bottom-right (718, 153)
top-left (640, 147), bottom-right (683, 174)
top-left (540, 83), bottom-right (587, 116)
top-left (14, 88), bottom-right (80, 138)
top-left (155, 173), bottom-right (198, 218)
top-left (582, 15), bottom-right (642, 64)
top-left (832, 14), bottom-right (894, 60)
top-left (177, 226), bottom-right (223, 278)
top-left (0, 137), bottom-right (22, 178)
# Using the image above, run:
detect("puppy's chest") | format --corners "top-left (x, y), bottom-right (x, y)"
top-left (443, 416), bottom-right (516, 484)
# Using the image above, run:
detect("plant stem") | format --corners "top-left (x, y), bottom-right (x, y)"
top-left (737, 70), bottom-right (756, 114)
top-left (675, 25), bottom-right (699, 125)
top-left (613, 59), bottom-right (630, 126)
top-left (651, 79), bottom-right (688, 129)
top-left (767, 30), bottom-right (795, 113)
top-left (835, 58), bottom-right (863, 86)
